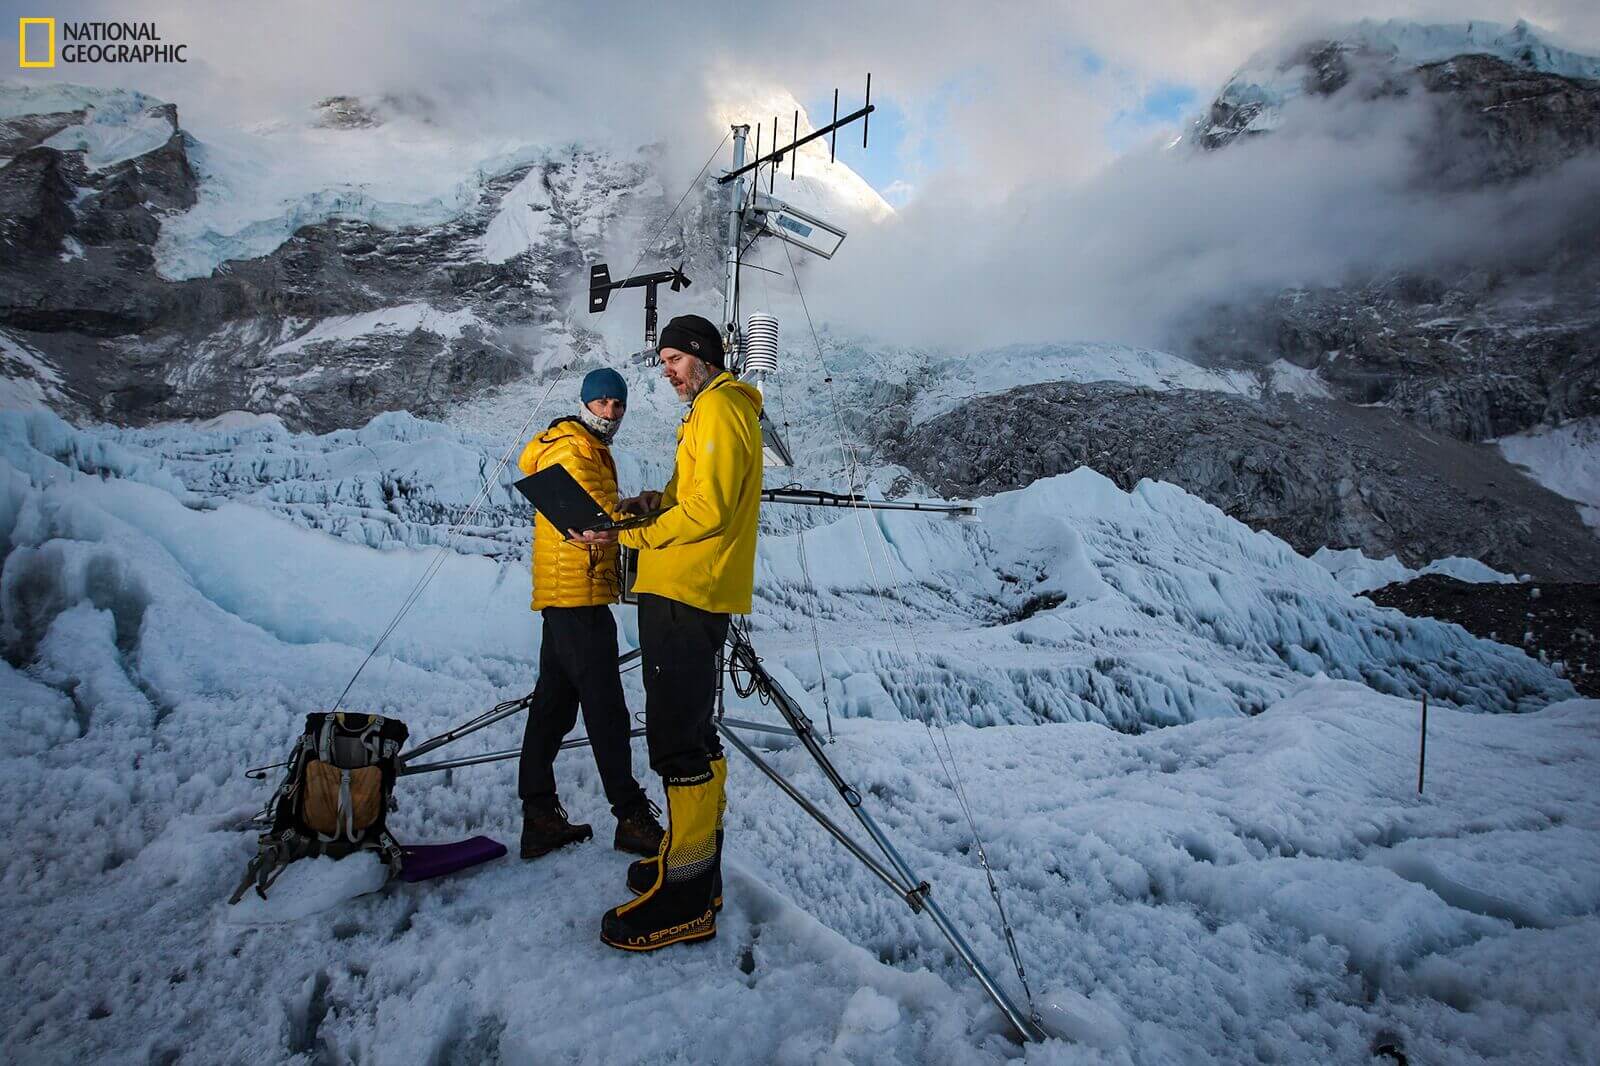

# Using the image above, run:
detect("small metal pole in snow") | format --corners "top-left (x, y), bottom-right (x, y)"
top-left (1417, 693), bottom-right (1428, 795)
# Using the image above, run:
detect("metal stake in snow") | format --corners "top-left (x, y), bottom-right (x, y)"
top-left (1418, 692), bottom-right (1428, 794)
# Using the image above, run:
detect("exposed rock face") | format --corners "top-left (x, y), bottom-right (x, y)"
top-left (0, 97), bottom-right (718, 430)
top-left (1193, 38), bottom-right (1600, 178)
top-left (1418, 54), bottom-right (1600, 186)
top-left (885, 381), bottom-right (1600, 582)
top-left (1184, 44), bottom-right (1600, 449)
top-left (1368, 575), bottom-right (1600, 696)
top-left (1184, 259), bottom-right (1600, 443)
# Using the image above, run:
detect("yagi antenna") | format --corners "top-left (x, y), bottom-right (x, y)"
top-left (718, 73), bottom-right (875, 187)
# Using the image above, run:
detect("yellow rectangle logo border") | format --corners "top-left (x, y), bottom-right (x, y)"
top-left (19, 17), bottom-right (56, 68)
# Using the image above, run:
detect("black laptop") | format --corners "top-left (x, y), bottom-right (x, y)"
top-left (514, 465), bottom-right (659, 533)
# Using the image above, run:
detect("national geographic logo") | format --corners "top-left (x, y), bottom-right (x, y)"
top-left (18, 19), bottom-right (190, 68)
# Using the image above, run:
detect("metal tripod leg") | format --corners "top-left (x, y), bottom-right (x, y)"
top-left (398, 649), bottom-right (645, 768)
top-left (721, 628), bottom-right (1045, 1043)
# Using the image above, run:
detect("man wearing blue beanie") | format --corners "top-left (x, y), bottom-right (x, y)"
top-left (514, 366), bottom-right (663, 860)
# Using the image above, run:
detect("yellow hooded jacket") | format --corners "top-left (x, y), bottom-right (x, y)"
top-left (619, 372), bottom-right (763, 614)
top-left (518, 418), bottom-right (623, 610)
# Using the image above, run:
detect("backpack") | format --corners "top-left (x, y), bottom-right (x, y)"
top-left (229, 712), bottom-right (410, 904)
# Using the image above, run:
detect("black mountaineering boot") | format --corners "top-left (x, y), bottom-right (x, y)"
top-left (613, 795), bottom-right (665, 857)
top-left (627, 756), bottom-right (724, 910)
top-left (602, 769), bottom-right (721, 951)
top-left (520, 796), bottom-right (593, 860)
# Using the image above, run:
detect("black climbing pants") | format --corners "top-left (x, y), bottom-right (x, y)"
top-left (637, 593), bottom-right (729, 779)
top-left (519, 605), bottom-right (645, 815)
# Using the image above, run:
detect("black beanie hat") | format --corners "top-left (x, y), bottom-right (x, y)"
top-left (658, 314), bottom-right (725, 369)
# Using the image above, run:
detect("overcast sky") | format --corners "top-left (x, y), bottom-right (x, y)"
top-left (10, 1), bottom-right (1600, 195)
top-left (8, 1), bottom-right (1600, 350)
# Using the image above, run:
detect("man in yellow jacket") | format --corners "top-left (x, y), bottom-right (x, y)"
top-left (570, 314), bottom-right (762, 952)
top-left (516, 368), bottom-right (664, 861)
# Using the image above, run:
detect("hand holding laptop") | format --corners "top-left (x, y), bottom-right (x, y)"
top-left (514, 465), bottom-right (661, 545)
top-left (571, 489), bottom-right (658, 543)
top-left (618, 490), bottom-right (662, 515)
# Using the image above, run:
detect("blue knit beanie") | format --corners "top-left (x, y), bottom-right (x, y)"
top-left (580, 367), bottom-right (628, 406)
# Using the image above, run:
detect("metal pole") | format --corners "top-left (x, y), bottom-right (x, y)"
top-left (399, 728), bottom-right (648, 778)
top-left (400, 650), bottom-right (643, 766)
top-left (723, 124), bottom-right (748, 366)
top-left (720, 725), bottom-right (911, 898)
top-left (760, 489), bottom-right (977, 516)
top-left (724, 628), bottom-right (1045, 1043)
top-left (401, 699), bottom-right (531, 765)
top-left (720, 716), bottom-right (798, 738)
top-left (1418, 692), bottom-right (1428, 795)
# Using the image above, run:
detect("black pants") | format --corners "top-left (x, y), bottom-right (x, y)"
top-left (519, 605), bottom-right (645, 815)
top-left (637, 593), bottom-right (729, 779)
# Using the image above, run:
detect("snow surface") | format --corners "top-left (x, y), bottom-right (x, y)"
top-left (1263, 358), bottom-right (1334, 400)
top-left (1497, 417), bottom-right (1600, 533)
top-left (266, 304), bottom-right (485, 359)
top-left (1311, 547), bottom-right (1520, 594)
top-left (41, 92), bottom-right (177, 170)
top-left (904, 342), bottom-right (1257, 425)
top-left (0, 329), bottom-right (66, 412)
top-left (2, 408), bottom-right (1589, 1063)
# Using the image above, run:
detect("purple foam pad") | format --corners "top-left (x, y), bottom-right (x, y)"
top-left (399, 836), bottom-right (508, 883)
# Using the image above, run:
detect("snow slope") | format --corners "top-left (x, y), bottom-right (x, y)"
top-left (152, 112), bottom-right (529, 280)
top-left (1497, 417), bottom-right (1600, 532)
top-left (0, 80), bottom-right (892, 281)
top-left (903, 342), bottom-right (1257, 425)
top-left (1311, 547), bottom-right (1520, 594)
top-left (1, 409), bottom-right (1589, 1063)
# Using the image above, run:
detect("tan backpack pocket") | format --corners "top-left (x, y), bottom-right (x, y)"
top-left (302, 760), bottom-right (384, 837)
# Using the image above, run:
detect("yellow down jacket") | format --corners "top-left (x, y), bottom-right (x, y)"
top-left (619, 372), bottom-right (764, 615)
top-left (519, 418), bottom-right (623, 610)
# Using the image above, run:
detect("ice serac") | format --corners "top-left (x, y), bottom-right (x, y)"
top-left (0, 408), bottom-right (1571, 750)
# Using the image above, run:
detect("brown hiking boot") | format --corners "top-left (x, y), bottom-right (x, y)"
top-left (613, 796), bottom-right (664, 857)
top-left (521, 797), bottom-right (592, 860)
